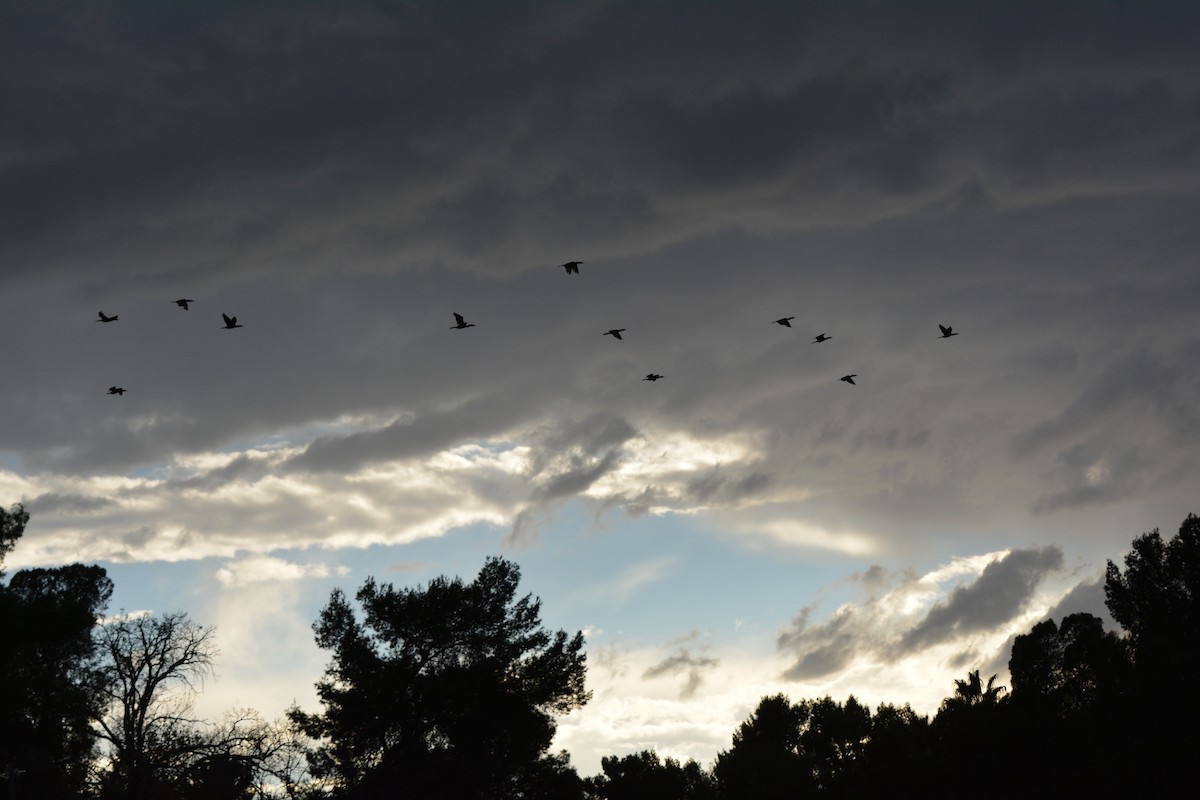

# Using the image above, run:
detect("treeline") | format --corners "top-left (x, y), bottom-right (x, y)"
top-left (1, 503), bottom-right (1196, 798)
top-left (589, 502), bottom-right (1197, 799)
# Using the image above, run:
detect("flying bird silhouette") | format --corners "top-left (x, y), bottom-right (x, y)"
top-left (840, 374), bottom-right (857, 385)
top-left (604, 329), bottom-right (626, 340)
top-left (451, 312), bottom-right (475, 329)
top-left (97, 311), bottom-right (118, 322)
top-left (938, 324), bottom-right (959, 338)
top-left (221, 313), bottom-right (243, 329)
top-left (561, 261), bottom-right (582, 274)
top-left (173, 299), bottom-right (195, 310)
top-left (774, 317), bottom-right (796, 327)
top-left (643, 373), bottom-right (664, 381)
top-left (813, 333), bottom-right (831, 343)
top-left (107, 386), bottom-right (126, 395)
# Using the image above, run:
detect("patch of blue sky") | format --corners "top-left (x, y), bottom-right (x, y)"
top-left (100, 557), bottom-right (220, 617)
top-left (501, 504), bottom-right (856, 649)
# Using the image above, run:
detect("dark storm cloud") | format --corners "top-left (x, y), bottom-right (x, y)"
top-left (25, 493), bottom-right (114, 516)
top-left (3, 0), bottom-right (1200, 572)
top-left (288, 395), bottom-right (530, 474)
top-left (899, 545), bottom-right (1064, 652)
top-left (780, 546), bottom-right (1066, 680)
top-left (1016, 344), bottom-right (1200, 514)
top-left (778, 605), bottom-right (864, 681)
top-left (5, 1), bottom-right (1199, 282)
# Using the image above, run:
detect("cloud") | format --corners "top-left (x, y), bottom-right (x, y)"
top-left (779, 546), bottom-right (1065, 681)
top-left (642, 632), bottom-right (720, 699)
top-left (214, 555), bottom-right (348, 588)
top-left (778, 605), bottom-right (864, 681)
top-left (899, 545), bottom-right (1064, 652)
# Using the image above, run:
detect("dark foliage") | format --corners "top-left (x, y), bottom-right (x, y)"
top-left (1102, 512), bottom-right (1200, 786)
top-left (603, 513), bottom-right (1199, 799)
top-left (584, 750), bottom-right (715, 800)
top-left (291, 557), bottom-right (590, 799)
top-left (0, 504), bottom-right (113, 799)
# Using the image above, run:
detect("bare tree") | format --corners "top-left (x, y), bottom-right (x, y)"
top-left (93, 612), bottom-right (311, 799)
top-left (94, 611), bottom-right (218, 798)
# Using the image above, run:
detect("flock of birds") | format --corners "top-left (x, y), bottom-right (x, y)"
top-left (97, 299), bottom-right (245, 395)
top-left (97, 263), bottom-right (960, 395)
top-left (449, 263), bottom-right (960, 385)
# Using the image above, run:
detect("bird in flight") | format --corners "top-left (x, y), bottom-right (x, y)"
top-left (813, 333), bottom-right (831, 343)
top-left (774, 317), bottom-right (796, 327)
top-left (173, 298), bottom-right (195, 310)
top-left (97, 311), bottom-right (118, 322)
top-left (604, 329), bottom-right (626, 340)
top-left (938, 324), bottom-right (959, 338)
top-left (840, 374), bottom-right (857, 385)
top-left (643, 373), bottom-right (664, 381)
top-left (451, 312), bottom-right (475, 329)
top-left (107, 386), bottom-right (126, 395)
top-left (221, 313), bottom-right (243, 329)
top-left (561, 261), bottom-right (582, 274)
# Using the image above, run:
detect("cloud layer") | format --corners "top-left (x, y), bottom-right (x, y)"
top-left (2, 2), bottom-right (1197, 772)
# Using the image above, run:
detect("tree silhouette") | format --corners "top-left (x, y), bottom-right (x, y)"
top-left (0, 504), bottom-right (112, 799)
top-left (1007, 613), bottom-right (1134, 796)
top-left (712, 694), bottom-right (812, 800)
top-left (856, 704), bottom-right (931, 796)
top-left (943, 669), bottom-right (1006, 710)
top-left (1105, 513), bottom-right (1200, 678)
top-left (0, 503), bottom-right (27, 571)
top-left (1103, 512), bottom-right (1200, 785)
top-left (94, 611), bottom-right (218, 798)
top-left (800, 696), bottom-right (870, 796)
top-left (1009, 613), bottom-right (1129, 717)
top-left (290, 557), bottom-right (589, 799)
top-left (585, 750), bottom-right (715, 800)
top-left (931, 671), bottom-right (1012, 798)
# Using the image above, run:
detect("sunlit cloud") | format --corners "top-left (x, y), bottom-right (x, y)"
top-left (214, 555), bottom-right (349, 588)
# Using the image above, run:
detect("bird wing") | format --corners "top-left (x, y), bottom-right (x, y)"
top-left (223, 313), bottom-right (234, 326)
top-left (453, 313), bottom-right (466, 325)
top-left (939, 324), bottom-right (950, 336)
top-left (613, 331), bottom-right (622, 339)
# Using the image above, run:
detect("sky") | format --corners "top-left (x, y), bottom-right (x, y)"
top-left (2, 0), bottom-right (1199, 776)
